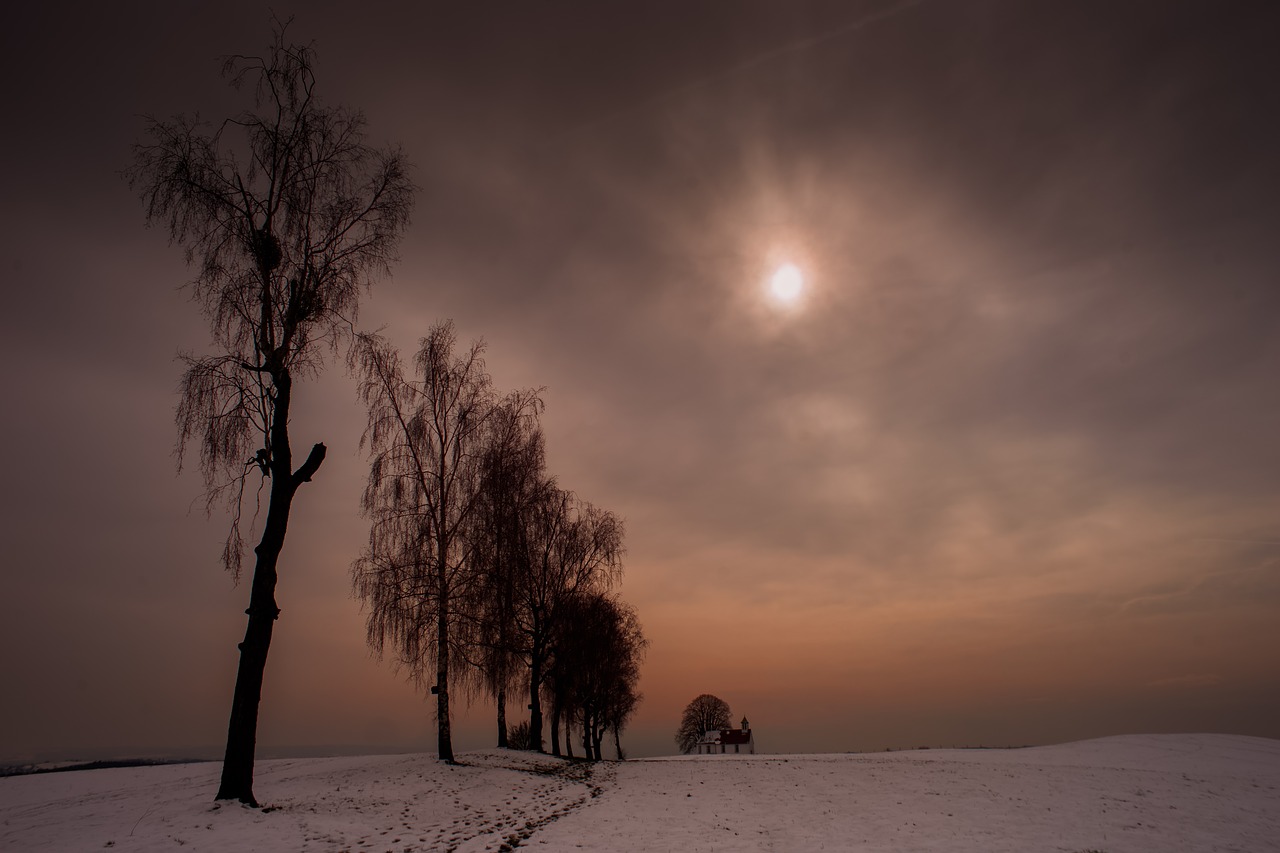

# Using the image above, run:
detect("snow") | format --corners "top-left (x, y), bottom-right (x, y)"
top-left (2, 734), bottom-right (1277, 852)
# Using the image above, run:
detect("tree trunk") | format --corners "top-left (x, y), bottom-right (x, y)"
top-left (437, 559), bottom-right (454, 763)
top-left (496, 686), bottom-right (508, 748)
top-left (215, 511), bottom-right (283, 806)
top-left (613, 725), bottom-right (624, 761)
top-left (549, 680), bottom-right (562, 757)
top-left (528, 645), bottom-right (543, 752)
top-left (216, 375), bottom-right (325, 805)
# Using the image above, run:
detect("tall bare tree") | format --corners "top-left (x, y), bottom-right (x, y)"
top-left (514, 489), bottom-right (624, 751)
top-left (352, 322), bottom-right (537, 762)
top-left (676, 694), bottom-right (733, 754)
top-left (467, 397), bottom-right (545, 747)
top-left (128, 26), bottom-right (413, 805)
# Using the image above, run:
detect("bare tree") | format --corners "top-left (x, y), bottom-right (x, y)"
top-left (128, 25), bottom-right (413, 805)
top-left (602, 601), bottom-right (646, 760)
top-left (466, 397), bottom-right (545, 747)
top-left (676, 694), bottom-right (732, 754)
top-left (607, 681), bottom-right (642, 761)
top-left (555, 592), bottom-right (646, 760)
top-left (351, 322), bottom-right (537, 762)
top-left (514, 489), bottom-right (624, 751)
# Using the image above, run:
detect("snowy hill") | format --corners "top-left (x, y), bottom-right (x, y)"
top-left (1, 734), bottom-right (1276, 852)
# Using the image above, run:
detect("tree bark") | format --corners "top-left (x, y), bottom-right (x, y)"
top-left (549, 684), bottom-right (562, 758)
top-left (496, 686), bottom-right (508, 748)
top-left (437, 556), bottom-right (454, 763)
top-left (528, 639), bottom-right (544, 752)
top-left (216, 375), bottom-right (325, 804)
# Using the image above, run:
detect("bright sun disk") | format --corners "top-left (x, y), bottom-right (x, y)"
top-left (770, 263), bottom-right (804, 302)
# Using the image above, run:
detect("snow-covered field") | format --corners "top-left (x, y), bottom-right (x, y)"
top-left (2, 734), bottom-right (1277, 852)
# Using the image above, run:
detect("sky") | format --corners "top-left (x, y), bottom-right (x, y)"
top-left (2, 0), bottom-right (1279, 762)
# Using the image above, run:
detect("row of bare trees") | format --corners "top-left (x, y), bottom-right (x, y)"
top-left (349, 322), bottom-right (646, 764)
top-left (131, 25), bottom-right (643, 805)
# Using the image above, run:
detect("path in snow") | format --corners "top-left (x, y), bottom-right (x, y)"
top-left (0, 750), bottom-right (607, 852)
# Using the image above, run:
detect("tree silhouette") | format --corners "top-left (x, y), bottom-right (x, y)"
top-left (676, 693), bottom-right (732, 754)
top-left (129, 25), bottom-right (413, 805)
top-left (514, 487), bottom-right (624, 751)
top-left (351, 323), bottom-right (539, 762)
top-left (467, 398), bottom-right (546, 748)
top-left (554, 591), bottom-right (646, 760)
top-left (601, 600), bottom-right (646, 760)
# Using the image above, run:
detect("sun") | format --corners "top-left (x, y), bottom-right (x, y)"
top-left (769, 263), bottom-right (804, 303)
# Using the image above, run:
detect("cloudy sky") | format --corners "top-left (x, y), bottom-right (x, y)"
top-left (3, 1), bottom-right (1279, 761)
